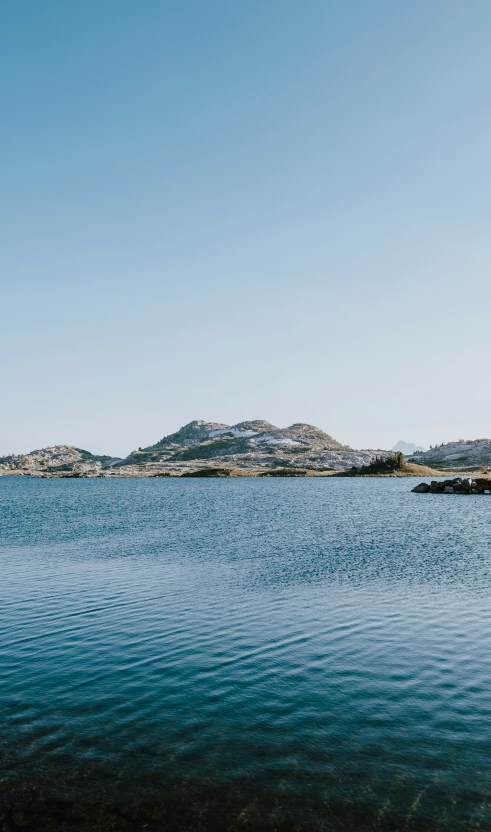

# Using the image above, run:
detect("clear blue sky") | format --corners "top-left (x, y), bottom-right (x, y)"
top-left (2, 1), bottom-right (490, 456)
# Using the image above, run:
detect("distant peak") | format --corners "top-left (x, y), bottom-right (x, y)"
top-left (392, 440), bottom-right (426, 454)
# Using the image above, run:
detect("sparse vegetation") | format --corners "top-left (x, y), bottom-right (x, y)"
top-left (336, 452), bottom-right (441, 477)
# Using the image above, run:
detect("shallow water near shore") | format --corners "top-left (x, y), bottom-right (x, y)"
top-left (1, 476), bottom-right (491, 830)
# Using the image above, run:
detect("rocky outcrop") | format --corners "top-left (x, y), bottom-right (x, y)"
top-left (412, 477), bottom-right (491, 494)
top-left (0, 446), bottom-right (121, 477)
top-left (180, 467), bottom-right (233, 477)
top-left (409, 439), bottom-right (491, 470)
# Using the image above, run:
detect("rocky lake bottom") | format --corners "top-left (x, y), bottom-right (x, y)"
top-left (1, 477), bottom-right (491, 830)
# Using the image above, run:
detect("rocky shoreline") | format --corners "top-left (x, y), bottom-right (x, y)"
top-left (412, 477), bottom-right (491, 494)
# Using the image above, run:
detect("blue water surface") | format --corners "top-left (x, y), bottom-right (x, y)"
top-left (1, 476), bottom-right (491, 830)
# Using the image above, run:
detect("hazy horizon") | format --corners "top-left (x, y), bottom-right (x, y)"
top-left (2, 1), bottom-right (490, 457)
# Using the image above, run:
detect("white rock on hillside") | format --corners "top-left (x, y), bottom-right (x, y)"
top-left (410, 439), bottom-right (491, 469)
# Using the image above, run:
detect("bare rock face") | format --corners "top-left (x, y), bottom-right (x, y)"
top-left (155, 420), bottom-right (232, 447)
top-left (0, 446), bottom-right (121, 477)
top-left (180, 467), bottom-right (232, 477)
top-left (410, 439), bottom-right (491, 470)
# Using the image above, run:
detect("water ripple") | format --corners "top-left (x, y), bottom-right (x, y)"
top-left (1, 477), bottom-right (491, 829)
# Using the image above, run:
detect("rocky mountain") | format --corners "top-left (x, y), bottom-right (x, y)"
top-left (116, 420), bottom-right (386, 475)
top-left (0, 420), bottom-right (389, 477)
top-left (409, 439), bottom-right (491, 470)
top-left (0, 446), bottom-right (121, 477)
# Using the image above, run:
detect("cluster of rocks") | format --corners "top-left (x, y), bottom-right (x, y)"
top-left (412, 477), bottom-right (491, 494)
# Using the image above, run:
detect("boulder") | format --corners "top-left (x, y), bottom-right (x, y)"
top-left (412, 477), bottom-right (490, 494)
top-left (180, 467), bottom-right (232, 477)
top-left (412, 482), bottom-right (430, 493)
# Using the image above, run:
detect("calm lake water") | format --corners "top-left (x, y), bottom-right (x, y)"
top-left (1, 476), bottom-right (491, 830)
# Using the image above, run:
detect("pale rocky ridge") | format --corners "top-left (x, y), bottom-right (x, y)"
top-left (0, 420), bottom-right (388, 477)
top-left (0, 446), bottom-right (122, 477)
top-left (409, 439), bottom-right (491, 470)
